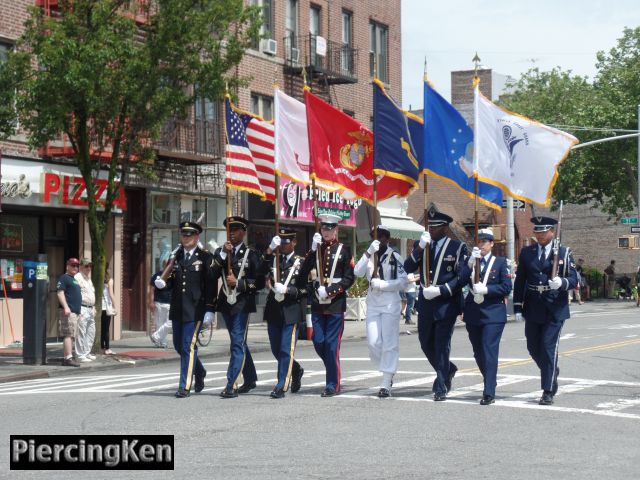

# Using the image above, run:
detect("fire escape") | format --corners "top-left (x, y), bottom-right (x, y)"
top-left (283, 34), bottom-right (358, 104)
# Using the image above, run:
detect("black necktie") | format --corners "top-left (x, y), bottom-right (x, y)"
top-left (480, 258), bottom-right (486, 272)
top-left (538, 248), bottom-right (545, 266)
top-left (184, 252), bottom-right (191, 263)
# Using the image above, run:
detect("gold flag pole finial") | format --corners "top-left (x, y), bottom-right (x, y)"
top-left (472, 52), bottom-right (481, 87)
top-left (423, 56), bottom-right (428, 81)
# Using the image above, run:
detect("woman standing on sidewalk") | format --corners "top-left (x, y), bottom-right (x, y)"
top-left (101, 263), bottom-right (117, 355)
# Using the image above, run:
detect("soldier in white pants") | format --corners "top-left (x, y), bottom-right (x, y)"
top-left (354, 226), bottom-right (408, 397)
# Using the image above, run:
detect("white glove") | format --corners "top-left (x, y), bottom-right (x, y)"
top-left (468, 247), bottom-right (482, 268)
top-left (312, 232), bottom-right (322, 252)
top-left (370, 278), bottom-right (388, 290)
top-left (269, 236), bottom-right (281, 251)
top-left (203, 312), bottom-right (214, 327)
top-left (548, 276), bottom-right (563, 290)
top-left (273, 282), bottom-right (287, 295)
top-left (422, 285), bottom-right (441, 300)
top-left (367, 240), bottom-right (380, 255)
top-left (407, 273), bottom-right (419, 283)
top-left (154, 277), bottom-right (166, 289)
top-left (515, 313), bottom-right (524, 322)
top-left (419, 231), bottom-right (432, 249)
top-left (318, 286), bottom-right (328, 300)
top-left (473, 283), bottom-right (488, 295)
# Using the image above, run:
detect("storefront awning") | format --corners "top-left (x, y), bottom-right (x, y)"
top-left (380, 215), bottom-right (425, 239)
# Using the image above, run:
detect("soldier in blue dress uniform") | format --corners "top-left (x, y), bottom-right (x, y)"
top-left (404, 210), bottom-right (468, 401)
top-left (460, 228), bottom-right (512, 405)
top-left (260, 228), bottom-right (306, 399)
top-left (212, 216), bottom-right (265, 398)
top-left (513, 216), bottom-right (578, 406)
top-left (154, 221), bottom-right (216, 398)
top-left (298, 213), bottom-right (355, 397)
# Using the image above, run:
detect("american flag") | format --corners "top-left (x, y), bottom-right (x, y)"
top-left (225, 99), bottom-right (276, 202)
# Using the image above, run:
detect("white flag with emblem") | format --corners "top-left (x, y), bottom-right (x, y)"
top-left (274, 89), bottom-right (311, 184)
top-left (473, 86), bottom-right (578, 207)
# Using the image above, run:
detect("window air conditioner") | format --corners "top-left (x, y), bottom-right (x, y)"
top-left (260, 39), bottom-right (277, 55)
top-left (289, 47), bottom-right (300, 64)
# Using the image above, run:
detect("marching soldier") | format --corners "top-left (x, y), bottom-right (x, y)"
top-left (513, 216), bottom-right (578, 406)
top-left (404, 210), bottom-right (468, 401)
top-left (354, 225), bottom-right (407, 397)
top-left (460, 228), bottom-right (512, 405)
top-left (154, 221), bottom-right (216, 398)
top-left (213, 216), bottom-right (265, 398)
top-left (260, 228), bottom-right (306, 399)
top-left (298, 213), bottom-right (355, 397)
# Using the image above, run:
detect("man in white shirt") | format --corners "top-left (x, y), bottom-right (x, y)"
top-left (74, 258), bottom-right (96, 362)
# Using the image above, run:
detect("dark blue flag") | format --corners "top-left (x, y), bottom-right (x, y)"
top-left (372, 79), bottom-right (420, 199)
top-left (422, 80), bottom-right (502, 210)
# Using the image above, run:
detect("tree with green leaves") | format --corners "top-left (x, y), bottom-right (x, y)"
top-left (500, 27), bottom-right (640, 217)
top-left (0, 0), bottom-right (260, 350)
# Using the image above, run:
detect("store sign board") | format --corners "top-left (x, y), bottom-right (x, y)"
top-left (279, 181), bottom-right (360, 226)
top-left (0, 158), bottom-right (126, 212)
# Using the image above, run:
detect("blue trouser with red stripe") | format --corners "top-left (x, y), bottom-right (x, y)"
top-left (172, 320), bottom-right (205, 392)
top-left (311, 312), bottom-right (344, 391)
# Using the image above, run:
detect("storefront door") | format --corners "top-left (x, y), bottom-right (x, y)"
top-left (122, 189), bottom-right (146, 331)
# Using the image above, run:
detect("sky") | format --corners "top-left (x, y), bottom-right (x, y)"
top-left (401, 0), bottom-right (640, 109)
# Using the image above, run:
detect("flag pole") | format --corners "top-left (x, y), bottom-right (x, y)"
top-left (223, 83), bottom-right (232, 275)
top-left (273, 72), bottom-right (281, 282)
top-left (472, 54), bottom-right (481, 284)
top-left (423, 58), bottom-right (430, 287)
top-left (371, 63), bottom-right (380, 279)
top-left (303, 68), bottom-right (324, 286)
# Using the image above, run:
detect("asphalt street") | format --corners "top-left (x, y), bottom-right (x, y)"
top-left (2, 301), bottom-right (639, 479)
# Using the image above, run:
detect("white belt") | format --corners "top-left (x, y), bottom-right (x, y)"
top-left (322, 278), bottom-right (342, 284)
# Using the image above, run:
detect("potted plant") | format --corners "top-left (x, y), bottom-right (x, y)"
top-left (345, 276), bottom-right (369, 321)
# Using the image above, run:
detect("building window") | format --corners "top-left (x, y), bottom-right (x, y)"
top-left (250, 94), bottom-right (273, 121)
top-left (0, 41), bottom-right (12, 63)
top-left (285, 0), bottom-right (299, 54)
top-left (194, 86), bottom-right (219, 155)
top-left (250, 0), bottom-right (273, 49)
top-left (310, 5), bottom-right (321, 35)
top-left (341, 11), bottom-right (353, 74)
top-left (369, 21), bottom-right (388, 83)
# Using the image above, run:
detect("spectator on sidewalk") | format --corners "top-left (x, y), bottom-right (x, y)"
top-left (101, 262), bottom-right (117, 355)
top-left (74, 258), bottom-right (96, 362)
top-left (149, 261), bottom-right (173, 348)
top-left (604, 260), bottom-right (616, 299)
top-left (403, 273), bottom-right (418, 325)
top-left (572, 258), bottom-right (586, 304)
top-left (56, 258), bottom-right (82, 367)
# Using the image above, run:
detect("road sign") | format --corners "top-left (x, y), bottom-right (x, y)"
top-left (501, 199), bottom-right (526, 210)
top-left (631, 226), bottom-right (640, 233)
top-left (620, 217), bottom-right (638, 224)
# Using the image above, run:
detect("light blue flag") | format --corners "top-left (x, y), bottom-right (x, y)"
top-left (421, 80), bottom-right (502, 210)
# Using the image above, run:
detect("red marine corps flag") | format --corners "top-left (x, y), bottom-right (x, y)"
top-left (304, 89), bottom-right (375, 201)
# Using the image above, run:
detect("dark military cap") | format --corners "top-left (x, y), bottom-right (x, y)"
top-left (427, 210), bottom-right (453, 226)
top-left (223, 216), bottom-right (249, 230)
top-left (279, 227), bottom-right (297, 243)
top-left (370, 225), bottom-right (391, 238)
top-left (179, 221), bottom-right (203, 235)
top-left (530, 216), bottom-right (558, 232)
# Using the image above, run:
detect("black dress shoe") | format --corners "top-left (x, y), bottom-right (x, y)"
top-left (291, 367), bottom-right (304, 393)
top-left (270, 388), bottom-right (285, 399)
top-left (238, 382), bottom-right (257, 394)
top-left (480, 395), bottom-right (495, 405)
top-left (551, 367), bottom-right (559, 396)
top-left (321, 388), bottom-right (337, 397)
top-left (377, 388), bottom-right (390, 398)
top-left (175, 388), bottom-right (190, 398)
top-left (194, 370), bottom-right (206, 393)
top-left (445, 363), bottom-right (458, 392)
top-left (433, 392), bottom-right (447, 401)
top-left (539, 391), bottom-right (554, 406)
top-left (219, 387), bottom-right (238, 398)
